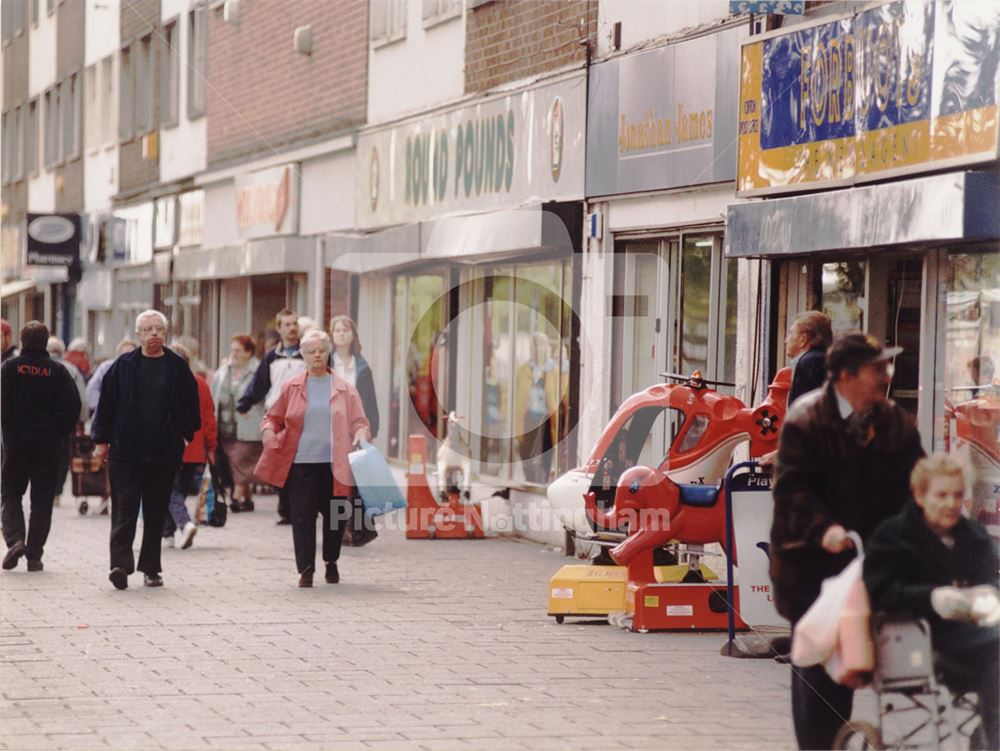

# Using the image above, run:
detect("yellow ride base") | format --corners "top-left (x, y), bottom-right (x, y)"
top-left (547, 563), bottom-right (719, 622)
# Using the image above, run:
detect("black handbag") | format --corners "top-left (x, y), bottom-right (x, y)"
top-left (209, 492), bottom-right (227, 527)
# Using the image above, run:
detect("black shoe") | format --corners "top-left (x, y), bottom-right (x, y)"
top-left (2, 541), bottom-right (26, 570)
top-left (109, 567), bottom-right (128, 590)
top-left (298, 572), bottom-right (314, 588)
top-left (243, 499), bottom-right (255, 512)
top-left (26, 559), bottom-right (43, 572)
top-left (230, 501), bottom-right (243, 513)
top-left (276, 517), bottom-right (292, 526)
top-left (325, 563), bottom-right (339, 584)
top-left (143, 573), bottom-right (163, 587)
top-left (350, 528), bottom-right (378, 547)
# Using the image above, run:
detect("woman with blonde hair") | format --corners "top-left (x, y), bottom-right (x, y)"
top-left (329, 315), bottom-right (380, 546)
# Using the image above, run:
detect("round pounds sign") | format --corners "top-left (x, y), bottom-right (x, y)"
top-left (25, 213), bottom-right (81, 267)
top-left (549, 97), bottom-right (563, 182)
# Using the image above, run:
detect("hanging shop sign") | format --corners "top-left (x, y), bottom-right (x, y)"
top-left (235, 164), bottom-right (299, 240)
top-left (357, 72), bottom-right (585, 229)
top-left (25, 213), bottom-right (82, 267)
top-left (586, 24), bottom-right (745, 197)
top-left (737, 0), bottom-right (1000, 196)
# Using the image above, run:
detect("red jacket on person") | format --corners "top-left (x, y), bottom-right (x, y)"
top-left (253, 369), bottom-right (370, 497)
top-left (183, 374), bottom-right (218, 464)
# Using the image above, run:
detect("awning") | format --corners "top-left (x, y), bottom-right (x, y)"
top-left (172, 237), bottom-right (317, 280)
top-left (725, 169), bottom-right (1000, 258)
top-left (1, 278), bottom-right (38, 299)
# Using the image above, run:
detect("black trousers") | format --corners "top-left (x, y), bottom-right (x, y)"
top-left (285, 463), bottom-right (347, 574)
top-left (277, 485), bottom-right (290, 520)
top-left (53, 435), bottom-right (71, 500)
top-left (791, 663), bottom-right (854, 750)
top-left (108, 459), bottom-right (176, 575)
top-left (1, 444), bottom-right (60, 561)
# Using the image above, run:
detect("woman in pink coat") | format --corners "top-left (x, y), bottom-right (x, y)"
top-left (254, 330), bottom-right (370, 587)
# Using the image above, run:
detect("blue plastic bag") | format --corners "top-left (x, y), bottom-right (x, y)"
top-left (348, 441), bottom-right (406, 517)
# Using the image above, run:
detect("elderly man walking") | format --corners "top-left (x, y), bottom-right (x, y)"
top-left (770, 333), bottom-right (926, 749)
top-left (92, 310), bottom-right (200, 589)
top-left (1, 322), bottom-right (81, 572)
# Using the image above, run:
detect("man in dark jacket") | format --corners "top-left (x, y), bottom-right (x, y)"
top-left (92, 310), bottom-right (200, 590)
top-left (864, 453), bottom-right (999, 750)
top-left (236, 308), bottom-right (304, 524)
top-left (1, 321), bottom-right (81, 572)
top-left (771, 332), bottom-right (925, 750)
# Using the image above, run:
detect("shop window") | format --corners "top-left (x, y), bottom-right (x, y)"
top-left (938, 250), bottom-right (1000, 537)
top-left (814, 260), bottom-right (866, 336)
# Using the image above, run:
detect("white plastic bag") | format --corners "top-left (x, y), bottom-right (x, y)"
top-left (791, 557), bottom-right (863, 668)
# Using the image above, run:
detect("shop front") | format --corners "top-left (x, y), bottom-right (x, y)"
top-left (343, 70), bottom-right (586, 515)
top-left (583, 21), bottom-right (747, 465)
top-left (728, 0), bottom-right (1000, 531)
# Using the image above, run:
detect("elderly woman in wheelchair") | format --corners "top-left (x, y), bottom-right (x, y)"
top-left (860, 453), bottom-right (999, 750)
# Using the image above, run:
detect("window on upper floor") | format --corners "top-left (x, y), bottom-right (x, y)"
top-left (119, 44), bottom-right (133, 141)
top-left (422, 0), bottom-right (461, 28)
top-left (188, 3), bottom-right (207, 118)
top-left (11, 106), bottom-right (24, 181)
top-left (161, 19), bottom-right (180, 128)
top-left (370, 0), bottom-right (406, 46)
top-left (1, 112), bottom-right (9, 183)
top-left (12, 0), bottom-right (25, 36)
top-left (46, 0), bottom-right (53, 15)
top-left (68, 72), bottom-right (82, 159)
top-left (85, 64), bottom-right (99, 154)
top-left (30, 0), bottom-right (38, 26)
top-left (135, 34), bottom-right (155, 134)
top-left (43, 88), bottom-right (57, 167)
top-left (101, 55), bottom-right (114, 146)
top-left (2, 3), bottom-right (10, 45)
top-left (26, 99), bottom-right (38, 176)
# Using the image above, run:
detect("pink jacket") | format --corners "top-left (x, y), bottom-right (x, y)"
top-left (253, 369), bottom-right (370, 496)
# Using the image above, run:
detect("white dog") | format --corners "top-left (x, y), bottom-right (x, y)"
top-left (436, 411), bottom-right (472, 501)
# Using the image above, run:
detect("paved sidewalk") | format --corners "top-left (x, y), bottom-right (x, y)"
top-left (1, 495), bottom-right (805, 750)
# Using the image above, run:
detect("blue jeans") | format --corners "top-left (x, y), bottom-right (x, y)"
top-left (163, 464), bottom-right (204, 536)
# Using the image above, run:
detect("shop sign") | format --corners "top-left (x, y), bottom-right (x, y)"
top-left (25, 213), bottom-right (81, 267)
top-left (585, 24), bottom-right (745, 197)
top-left (737, 0), bottom-right (1000, 196)
top-left (235, 164), bottom-right (299, 240)
top-left (357, 72), bottom-right (585, 229)
top-left (178, 190), bottom-right (204, 248)
top-left (153, 196), bottom-right (177, 250)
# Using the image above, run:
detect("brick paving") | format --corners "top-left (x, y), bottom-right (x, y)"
top-left (0, 493), bottom-right (807, 750)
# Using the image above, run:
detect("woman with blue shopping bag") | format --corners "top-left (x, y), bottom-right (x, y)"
top-left (253, 330), bottom-right (370, 588)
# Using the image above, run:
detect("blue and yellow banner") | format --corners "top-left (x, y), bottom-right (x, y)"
top-left (738, 0), bottom-right (1000, 195)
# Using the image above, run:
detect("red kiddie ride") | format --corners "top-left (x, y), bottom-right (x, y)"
top-left (547, 369), bottom-right (791, 628)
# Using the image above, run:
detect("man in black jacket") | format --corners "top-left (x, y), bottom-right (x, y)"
top-left (771, 332), bottom-right (925, 750)
top-left (236, 308), bottom-right (304, 524)
top-left (92, 310), bottom-right (200, 589)
top-left (864, 453), bottom-right (999, 750)
top-left (1, 321), bottom-right (81, 572)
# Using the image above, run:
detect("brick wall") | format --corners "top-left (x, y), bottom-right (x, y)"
top-left (206, 0), bottom-right (367, 169)
top-left (465, 0), bottom-right (597, 94)
top-left (55, 0), bottom-right (85, 212)
top-left (118, 0), bottom-right (160, 197)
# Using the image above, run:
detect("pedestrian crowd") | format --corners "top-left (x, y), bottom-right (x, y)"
top-left (1, 309), bottom-right (997, 750)
top-left (1, 307), bottom-right (379, 591)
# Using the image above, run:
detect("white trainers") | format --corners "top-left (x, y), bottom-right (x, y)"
top-left (176, 522), bottom-right (197, 550)
top-left (163, 535), bottom-right (174, 548)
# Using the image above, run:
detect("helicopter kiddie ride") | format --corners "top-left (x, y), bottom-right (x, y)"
top-left (546, 368), bottom-right (791, 628)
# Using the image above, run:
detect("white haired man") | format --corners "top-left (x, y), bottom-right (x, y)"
top-left (92, 310), bottom-right (201, 589)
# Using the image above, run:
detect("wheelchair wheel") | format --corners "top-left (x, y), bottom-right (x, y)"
top-left (833, 721), bottom-right (883, 750)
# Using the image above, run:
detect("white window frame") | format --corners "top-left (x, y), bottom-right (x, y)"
top-left (85, 64), bottom-right (99, 155)
top-left (422, 0), bottom-right (461, 29)
top-left (187, 3), bottom-right (207, 119)
top-left (370, 0), bottom-right (407, 47)
top-left (43, 88), bottom-right (56, 167)
top-left (160, 18), bottom-right (180, 128)
top-left (119, 44), bottom-right (134, 142)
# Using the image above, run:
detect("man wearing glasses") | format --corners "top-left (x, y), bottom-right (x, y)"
top-left (92, 310), bottom-right (201, 590)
